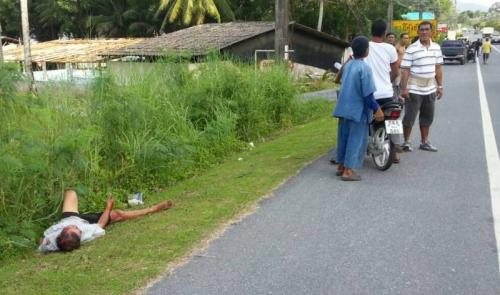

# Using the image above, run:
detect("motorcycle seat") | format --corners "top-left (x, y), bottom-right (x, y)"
top-left (380, 101), bottom-right (401, 109)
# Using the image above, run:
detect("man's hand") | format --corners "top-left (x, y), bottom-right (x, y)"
top-left (374, 108), bottom-right (384, 122)
top-left (401, 89), bottom-right (410, 100)
top-left (106, 196), bottom-right (114, 208)
top-left (436, 88), bottom-right (443, 100)
top-left (98, 196), bottom-right (115, 228)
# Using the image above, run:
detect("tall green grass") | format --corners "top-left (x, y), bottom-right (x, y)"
top-left (0, 58), bottom-right (326, 258)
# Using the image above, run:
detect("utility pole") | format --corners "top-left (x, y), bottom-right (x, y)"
top-left (20, 0), bottom-right (34, 83)
top-left (0, 20), bottom-right (4, 63)
top-left (419, 2), bottom-right (424, 20)
top-left (275, 0), bottom-right (289, 61)
top-left (387, 0), bottom-right (394, 32)
top-left (317, 0), bottom-right (325, 32)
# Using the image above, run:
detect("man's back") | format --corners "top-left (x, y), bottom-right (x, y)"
top-left (482, 41), bottom-right (492, 54)
top-left (365, 41), bottom-right (398, 99)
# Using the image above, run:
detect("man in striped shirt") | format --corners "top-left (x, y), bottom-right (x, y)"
top-left (400, 21), bottom-right (444, 152)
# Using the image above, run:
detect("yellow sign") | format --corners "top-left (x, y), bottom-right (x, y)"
top-left (392, 20), bottom-right (438, 39)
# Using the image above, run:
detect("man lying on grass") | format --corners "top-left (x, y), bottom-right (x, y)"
top-left (39, 189), bottom-right (173, 253)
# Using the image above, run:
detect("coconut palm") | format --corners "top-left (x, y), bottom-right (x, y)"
top-left (158, 0), bottom-right (234, 31)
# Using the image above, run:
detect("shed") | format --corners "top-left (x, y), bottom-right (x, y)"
top-left (105, 22), bottom-right (349, 70)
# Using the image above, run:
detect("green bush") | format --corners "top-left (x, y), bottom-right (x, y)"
top-left (0, 58), bottom-right (327, 258)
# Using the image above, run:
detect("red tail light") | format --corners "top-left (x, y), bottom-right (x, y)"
top-left (389, 110), bottom-right (401, 119)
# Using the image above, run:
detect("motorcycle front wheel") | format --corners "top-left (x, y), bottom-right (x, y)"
top-left (371, 126), bottom-right (395, 171)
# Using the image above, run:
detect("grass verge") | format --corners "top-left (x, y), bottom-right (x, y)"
top-left (0, 114), bottom-right (336, 295)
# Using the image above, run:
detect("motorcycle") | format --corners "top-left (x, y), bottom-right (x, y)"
top-left (367, 99), bottom-right (404, 171)
top-left (467, 46), bottom-right (476, 63)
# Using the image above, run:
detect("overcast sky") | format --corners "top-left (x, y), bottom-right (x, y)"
top-left (457, 0), bottom-right (496, 7)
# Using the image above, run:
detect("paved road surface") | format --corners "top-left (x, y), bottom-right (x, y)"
top-left (146, 49), bottom-right (500, 294)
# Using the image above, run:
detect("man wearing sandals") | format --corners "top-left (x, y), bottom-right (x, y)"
top-left (365, 20), bottom-right (401, 162)
top-left (400, 21), bottom-right (444, 152)
top-left (39, 190), bottom-right (173, 253)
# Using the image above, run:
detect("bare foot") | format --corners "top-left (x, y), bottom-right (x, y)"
top-left (153, 200), bottom-right (173, 212)
top-left (341, 168), bottom-right (353, 178)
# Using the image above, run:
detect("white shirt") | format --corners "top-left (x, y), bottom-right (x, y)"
top-left (401, 39), bottom-right (443, 95)
top-left (365, 41), bottom-right (398, 99)
top-left (38, 216), bottom-right (105, 252)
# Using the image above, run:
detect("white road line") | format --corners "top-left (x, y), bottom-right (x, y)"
top-left (493, 45), bottom-right (500, 54)
top-left (476, 57), bottom-right (500, 272)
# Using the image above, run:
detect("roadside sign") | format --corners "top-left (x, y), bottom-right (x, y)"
top-left (393, 20), bottom-right (438, 39)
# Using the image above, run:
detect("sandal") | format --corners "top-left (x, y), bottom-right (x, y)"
top-left (341, 172), bottom-right (362, 181)
top-left (335, 170), bottom-right (344, 176)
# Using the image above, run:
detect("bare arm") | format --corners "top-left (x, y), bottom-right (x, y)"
top-left (334, 58), bottom-right (352, 84)
top-left (97, 196), bottom-right (114, 228)
top-left (435, 64), bottom-right (443, 99)
top-left (400, 68), bottom-right (410, 98)
top-left (390, 62), bottom-right (398, 82)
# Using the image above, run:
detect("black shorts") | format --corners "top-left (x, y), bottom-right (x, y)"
top-left (402, 92), bottom-right (436, 128)
top-left (62, 211), bottom-right (103, 224)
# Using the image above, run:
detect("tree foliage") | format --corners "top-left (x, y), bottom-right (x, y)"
top-left (157, 0), bottom-right (234, 32)
top-left (0, 0), bottom-right (458, 44)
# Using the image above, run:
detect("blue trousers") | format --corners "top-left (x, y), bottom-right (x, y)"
top-left (336, 118), bottom-right (368, 169)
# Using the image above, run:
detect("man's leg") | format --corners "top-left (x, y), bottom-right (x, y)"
top-left (418, 93), bottom-right (437, 151)
top-left (419, 93), bottom-right (435, 143)
top-left (109, 200), bottom-right (173, 223)
top-left (62, 190), bottom-right (79, 213)
top-left (402, 93), bottom-right (421, 151)
top-left (420, 126), bottom-right (430, 143)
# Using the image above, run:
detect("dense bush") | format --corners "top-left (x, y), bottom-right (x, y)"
top-left (0, 59), bottom-right (327, 258)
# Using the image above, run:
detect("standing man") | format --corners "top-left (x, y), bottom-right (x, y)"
top-left (400, 21), bottom-right (444, 152)
top-left (386, 32), bottom-right (397, 46)
top-left (474, 38), bottom-right (482, 58)
top-left (365, 20), bottom-right (399, 161)
top-left (393, 33), bottom-right (410, 99)
top-left (482, 38), bottom-right (492, 64)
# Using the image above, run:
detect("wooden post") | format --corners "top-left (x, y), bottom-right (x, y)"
top-left (275, 0), bottom-right (289, 61)
top-left (387, 0), bottom-right (393, 32)
top-left (20, 0), bottom-right (34, 84)
top-left (66, 62), bottom-right (73, 81)
top-left (317, 0), bottom-right (325, 32)
top-left (42, 61), bottom-right (47, 81)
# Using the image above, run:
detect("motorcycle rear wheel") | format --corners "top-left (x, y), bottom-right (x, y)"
top-left (371, 126), bottom-right (395, 171)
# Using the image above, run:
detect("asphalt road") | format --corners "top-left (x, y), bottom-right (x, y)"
top-left (146, 49), bottom-right (500, 295)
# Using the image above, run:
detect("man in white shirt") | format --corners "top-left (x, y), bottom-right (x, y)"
top-left (39, 190), bottom-right (173, 253)
top-left (365, 19), bottom-right (401, 161)
top-left (400, 21), bottom-right (444, 152)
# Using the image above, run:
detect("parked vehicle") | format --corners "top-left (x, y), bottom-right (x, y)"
top-left (482, 27), bottom-right (494, 39)
top-left (441, 40), bottom-right (467, 65)
top-left (491, 34), bottom-right (500, 44)
top-left (367, 100), bottom-right (403, 171)
top-left (467, 46), bottom-right (476, 62)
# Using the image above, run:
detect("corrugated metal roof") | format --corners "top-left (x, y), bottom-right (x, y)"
top-left (106, 22), bottom-right (276, 57)
top-left (3, 38), bottom-right (144, 63)
top-left (105, 22), bottom-right (349, 57)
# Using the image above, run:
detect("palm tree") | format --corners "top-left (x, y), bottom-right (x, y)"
top-left (158, 0), bottom-right (234, 32)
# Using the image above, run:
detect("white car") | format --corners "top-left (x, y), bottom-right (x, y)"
top-left (491, 34), bottom-right (500, 44)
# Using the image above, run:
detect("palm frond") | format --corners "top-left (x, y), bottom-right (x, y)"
top-left (159, 0), bottom-right (173, 11)
top-left (203, 0), bottom-right (221, 22)
top-left (169, 0), bottom-right (184, 22)
top-left (213, 0), bottom-right (234, 21)
top-left (183, 0), bottom-right (194, 25)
